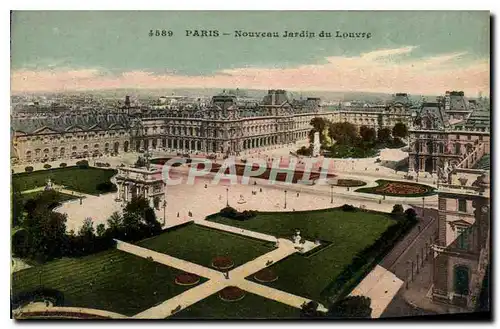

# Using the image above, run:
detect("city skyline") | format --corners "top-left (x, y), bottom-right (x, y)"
top-left (11, 11), bottom-right (490, 96)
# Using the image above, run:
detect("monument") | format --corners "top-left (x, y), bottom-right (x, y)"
top-left (312, 132), bottom-right (320, 157)
top-left (44, 178), bottom-right (53, 191)
top-left (114, 166), bottom-right (165, 210)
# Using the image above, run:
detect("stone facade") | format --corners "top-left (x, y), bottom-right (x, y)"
top-left (431, 170), bottom-right (490, 310)
top-left (114, 166), bottom-right (165, 210)
top-left (408, 91), bottom-right (490, 179)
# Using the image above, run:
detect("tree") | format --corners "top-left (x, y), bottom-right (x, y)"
top-left (59, 163), bottom-right (67, 168)
top-left (392, 204), bottom-right (405, 216)
top-left (359, 126), bottom-right (377, 144)
top-left (328, 296), bottom-right (372, 318)
top-left (405, 208), bottom-right (418, 221)
top-left (22, 207), bottom-right (68, 262)
top-left (308, 117), bottom-right (331, 147)
top-left (44, 164), bottom-right (52, 169)
top-left (78, 217), bottom-right (95, 238)
top-left (96, 223), bottom-right (106, 237)
top-left (377, 127), bottom-right (392, 144)
top-left (25, 166), bottom-right (34, 173)
top-left (392, 122), bottom-right (408, 139)
top-left (328, 122), bottom-right (358, 145)
top-left (106, 211), bottom-right (123, 233)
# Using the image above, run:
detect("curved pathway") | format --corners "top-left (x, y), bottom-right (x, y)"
top-left (14, 305), bottom-right (128, 319)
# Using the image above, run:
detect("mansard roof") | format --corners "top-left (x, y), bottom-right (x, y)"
top-left (12, 111), bottom-right (131, 134)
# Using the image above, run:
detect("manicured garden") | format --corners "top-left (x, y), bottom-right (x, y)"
top-left (12, 166), bottom-right (117, 195)
top-left (11, 249), bottom-right (207, 317)
top-left (208, 208), bottom-right (401, 303)
top-left (19, 191), bottom-right (79, 206)
top-left (137, 223), bottom-right (274, 269)
top-left (170, 291), bottom-right (300, 319)
top-left (333, 179), bottom-right (366, 187)
top-left (355, 180), bottom-right (437, 197)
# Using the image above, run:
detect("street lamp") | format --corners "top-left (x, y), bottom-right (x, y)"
top-left (284, 190), bottom-right (287, 209)
top-left (422, 197), bottom-right (425, 217)
top-left (330, 184), bottom-right (334, 204)
top-left (162, 200), bottom-right (167, 226)
top-left (226, 187), bottom-right (229, 207)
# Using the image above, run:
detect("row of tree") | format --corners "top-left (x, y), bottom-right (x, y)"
top-left (12, 191), bottom-right (163, 263)
top-left (300, 117), bottom-right (408, 157)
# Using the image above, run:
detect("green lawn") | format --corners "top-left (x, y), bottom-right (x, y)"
top-left (20, 191), bottom-right (79, 204)
top-left (137, 223), bottom-right (274, 269)
top-left (208, 209), bottom-right (396, 302)
top-left (11, 249), bottom-right (207, 316)
top-left (12, 166), bottom-right (117, 195)
top-left (170, 291), bottom-right (300, 319)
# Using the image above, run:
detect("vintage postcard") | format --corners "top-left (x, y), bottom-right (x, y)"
top-left (10, 11), bottom-right (491, 320)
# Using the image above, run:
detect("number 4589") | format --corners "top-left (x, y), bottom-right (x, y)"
top-left (149, 30), bottom-right (174, 37)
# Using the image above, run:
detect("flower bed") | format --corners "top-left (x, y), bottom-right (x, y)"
top-left (218, 286), bottom-right (246, 302)
top-left (334, 179), bottom-right (366, 187)
top-left (355, 180), bottom-right (436, 197)
top-left (208, 163), bottom-right (335, 184)
top-left (174, 273), bottom-right (200, 286)
top-left (254, 268), bottom-right (278, 283)
top-left (211, 256), bottom-right (234, 270)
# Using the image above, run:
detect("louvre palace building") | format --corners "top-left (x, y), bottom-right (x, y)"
top-left (407, 91), bottom-right (490, 181)
top-left (11, 89), bottom-right (489, 168)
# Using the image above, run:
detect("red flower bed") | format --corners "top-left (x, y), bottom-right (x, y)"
top-left (174, 273), bottom-right (200, 286)
top-left (209, 163), bottom-right (335, 184)
top-left (254, 268), bottom-right (278, 283)
top-left (211, 256), bottom-right (234, 270)
top-left (218, 286), bottom-right (246, 302)
top-left (376, 182), bottom-right (426, 195)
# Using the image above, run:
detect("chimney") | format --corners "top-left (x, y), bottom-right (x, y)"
top-left (271, 90), bottom-right (276, 105)
top-left (125, 96), bottom-right (131, 108)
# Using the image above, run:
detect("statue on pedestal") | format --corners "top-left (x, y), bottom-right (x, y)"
top-left (44, 178), bottom-right (53, 191)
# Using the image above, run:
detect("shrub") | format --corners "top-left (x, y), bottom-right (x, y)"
top-left (59, 163), bottom-right (67, 168)
top-left (391, 204), bottom-right (404, 216)
top-left (328, 296), bottom-right (372, 318)
top-left (76, 160), bottom-right (89, 168)
top-left (405, 208), bottom-right (418, 222)
top-left (341, 204), bottom-right (355, 212)
top-left (96, 181), bottom-right (115, 193)
top-left (219, 207), bottom-right (257, 221)
top-left (43, 164), bottom-right (52, 169)
top-left (25, 166), bottom-right (34, 173)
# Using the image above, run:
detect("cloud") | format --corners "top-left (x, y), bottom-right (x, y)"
top-left (360, 46), bottom-right (418, 60)
top-left (11, 47), bottom-right (490, 96)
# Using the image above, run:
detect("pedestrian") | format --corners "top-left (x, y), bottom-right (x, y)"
top-left (297, 192), bottom-right (299, 197)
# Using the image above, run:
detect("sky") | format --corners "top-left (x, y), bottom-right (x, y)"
top-left (10, 11), bottom-right (490, 96)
